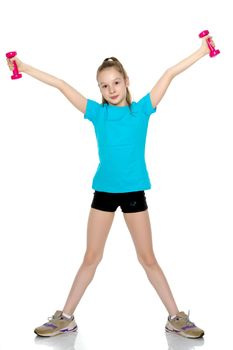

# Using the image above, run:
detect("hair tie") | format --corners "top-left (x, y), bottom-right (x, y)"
top-left (103, 57), bottom-right (118, 62)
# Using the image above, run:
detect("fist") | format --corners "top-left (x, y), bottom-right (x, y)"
top-left (6, 56), bottom-right (24, 72)
top-left (200, 35), bottom-right (216, 55)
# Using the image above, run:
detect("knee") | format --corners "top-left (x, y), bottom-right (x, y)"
top-left (83, 251), bottom-right (103, 267)
top-left (137, 253), bottom-right (159, 269)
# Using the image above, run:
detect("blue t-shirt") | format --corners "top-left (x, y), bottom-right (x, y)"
top-left (84, 92), bottom-right (157, 193)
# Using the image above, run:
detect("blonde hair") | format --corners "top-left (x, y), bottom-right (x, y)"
top-left (96, 57), bottom-right (132, 106)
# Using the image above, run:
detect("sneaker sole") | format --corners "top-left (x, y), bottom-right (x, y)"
top-left (34, 325), bottom-right (78, 337)
top-left (165, 326), bottom-right (204, 339)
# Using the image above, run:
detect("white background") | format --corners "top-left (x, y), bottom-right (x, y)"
top-left (0, 1), bottom-right (232, 349)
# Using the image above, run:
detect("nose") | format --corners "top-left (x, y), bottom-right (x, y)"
top-left (108, 84), bottom-right (115, 94)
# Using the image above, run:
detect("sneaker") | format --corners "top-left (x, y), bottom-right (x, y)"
top-left (34, 310), bottom-right (78, 337)
top-left (165, 311), bottom-right (204, 339)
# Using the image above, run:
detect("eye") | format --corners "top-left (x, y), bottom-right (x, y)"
top-left (115, 81), bottom-right (120, 85)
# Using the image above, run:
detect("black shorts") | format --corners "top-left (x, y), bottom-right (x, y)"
top-left (91, 190), bottom-right (148, 213)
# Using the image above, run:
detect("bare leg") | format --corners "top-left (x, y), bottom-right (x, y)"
top-left (63, 208), bottom-right (115, 315)
top-left (123, 209), bottom-right (179, 316)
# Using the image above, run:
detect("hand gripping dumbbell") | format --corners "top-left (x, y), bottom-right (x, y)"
top-left (199, 30), bottom-right (220, 57)
top-left (6, 51), bottom-right (22, 79)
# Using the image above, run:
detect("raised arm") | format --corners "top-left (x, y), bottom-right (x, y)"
top-left (6, 57), bottom-right (87, 114)
top-left (150, 35), bottom-right (216, 108)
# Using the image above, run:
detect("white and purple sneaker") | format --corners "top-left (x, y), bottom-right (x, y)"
top-left (34, 310), bottom-right (78, 337)
top-left (165, 311), bottom-right (204, 339)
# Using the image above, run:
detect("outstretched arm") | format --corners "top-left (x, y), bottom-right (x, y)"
top-left (6, 57), bottom-right (87, 114)
top-left (150, 35), bottom-right (216, 108)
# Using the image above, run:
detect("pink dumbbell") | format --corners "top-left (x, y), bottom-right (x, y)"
top-left (6, 51), bottom-right (22, 79)
top-left (199, 30), bottom-right (220, 57)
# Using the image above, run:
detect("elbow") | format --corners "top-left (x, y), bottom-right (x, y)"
top-left (57, 79), bottom-right (66, 91)
top-left (165, 67), bottom-right (176, 80)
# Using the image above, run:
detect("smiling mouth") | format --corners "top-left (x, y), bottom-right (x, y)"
top-left (110, 95), bottom-right (119, 99)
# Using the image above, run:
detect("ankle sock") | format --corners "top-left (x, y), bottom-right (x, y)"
top-left (170, 314), bottom-right (177, 320)
top-left (62, 312), bottom-right (72, 319)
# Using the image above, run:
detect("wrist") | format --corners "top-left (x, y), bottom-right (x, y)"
top-left (197, 47), bottom-right (208, 58)
top-left (21, 63), bottom-right (30, 73)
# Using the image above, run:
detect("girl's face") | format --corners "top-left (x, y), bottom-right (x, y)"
top-left (98, 67), bottom-right (129, 106)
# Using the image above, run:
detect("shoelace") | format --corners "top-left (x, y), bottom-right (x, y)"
top-left (176, 310), bottom-right (196, 327)
top-left (48, 313), bottom-right (72, 322)
top-left (48, 314), bottom-right (61, 321)
top-left (43, 313), bottom-right (64, 327)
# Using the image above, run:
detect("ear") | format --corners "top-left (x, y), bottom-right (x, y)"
top-left (125, 76), bottom-right (130, 87)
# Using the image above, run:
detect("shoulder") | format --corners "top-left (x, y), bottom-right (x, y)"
top-left (84, 98), bottom-right (105, 122)
top-left (133, 92), bottom-right (157, 116)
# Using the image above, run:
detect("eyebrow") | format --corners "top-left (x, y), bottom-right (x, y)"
top-left (99, 77), bottom-right (122, 85)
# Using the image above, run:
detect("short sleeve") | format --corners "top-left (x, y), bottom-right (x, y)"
top-left (84, 99), bottom-right (101, 123)
top-left (136, 92), bottom-right (157, 116)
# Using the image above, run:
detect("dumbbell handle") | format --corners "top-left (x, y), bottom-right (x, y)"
top-left (199, 30), bottom-right (220, 58)
top-left (6, 51), bottom-right (22, 79)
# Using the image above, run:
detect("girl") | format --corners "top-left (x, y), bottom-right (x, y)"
top-left (7, 34), bottom-right (215, 339)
